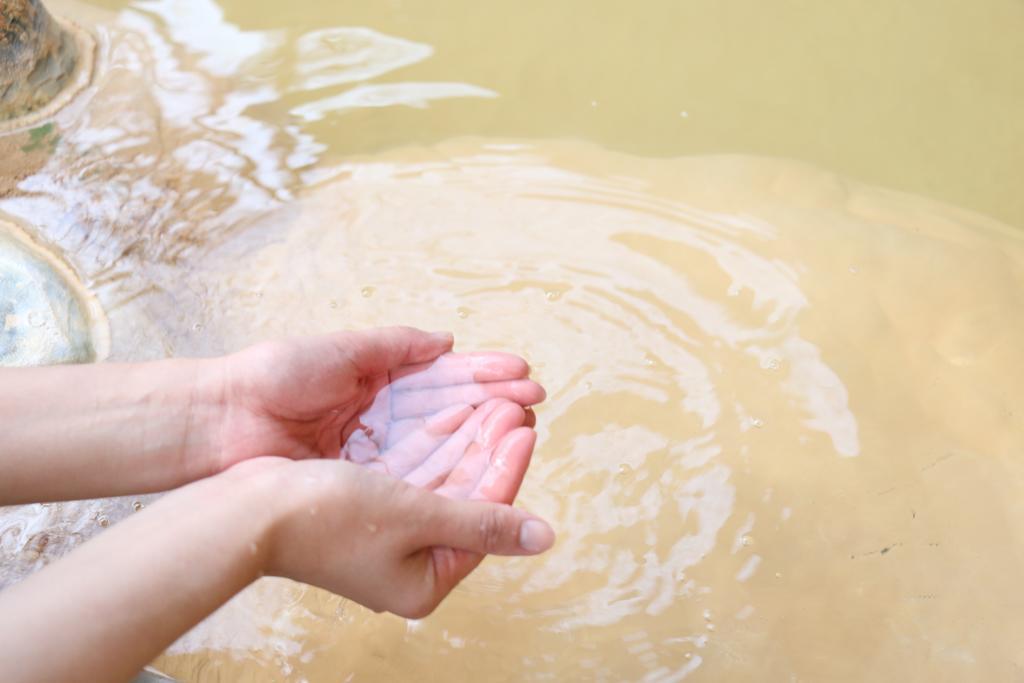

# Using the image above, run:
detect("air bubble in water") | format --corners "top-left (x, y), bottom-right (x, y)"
top-left (97, 516), bottom-right (109, 528)
top-left (27, 311), bottom-right (45, 328)
top-left (360, 286), bottom-right (375, 298)
top-left (132, 501), bottom-right (144, 512)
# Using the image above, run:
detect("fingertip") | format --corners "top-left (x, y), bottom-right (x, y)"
top-left (518, 518), bottom-right (555, 554)
top-left (470, 353), bottom-right (530, 382)
top-left (430, 330), bottom-right (455, 349)
top-left (520, 380), bottom-right (547, 406)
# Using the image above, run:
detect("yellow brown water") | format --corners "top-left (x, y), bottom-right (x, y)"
top-left (0, 0), bottom-right (1022, 681)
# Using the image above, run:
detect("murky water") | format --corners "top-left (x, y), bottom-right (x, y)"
top-left (1, 0), bottom-right (1023, 681)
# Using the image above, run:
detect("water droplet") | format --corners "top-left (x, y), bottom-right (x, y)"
top-left (192, 322), bottom-right (203, 332)
top-left (684, 652), bottom-right (693, 660)
top-left (329, 299), bottom-right (339, 309)
top-left (97, 516), bottom-right (109, 528)
top-left (706, 623), bottom-right (716, 632)
top-left (27, 311), bottom-right (45, 328)
top-left (764, 358), bottom-right (781, 371)
top-left (360, 286), bottom-right (375, 298)
top-left (544, 289), bottom-right (562, 302)
top-left (752, 418), bottom-right (764, 429)
top-left (703, 609), bottom-right (712, 621)
top-left (741, 535), bottom-right (754, 547)
top-left (456, 306), bottom-right (471, 319)
top-left (132, 501), bottom-right (144, 512)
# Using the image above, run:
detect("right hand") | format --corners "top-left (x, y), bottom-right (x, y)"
top-left (247, 399), bottom-right (555, 618)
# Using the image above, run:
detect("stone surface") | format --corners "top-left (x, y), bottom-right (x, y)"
top-left (0, 225), bottom-right (95, 366)
top-left (0, 0), bottom-right (80, 121)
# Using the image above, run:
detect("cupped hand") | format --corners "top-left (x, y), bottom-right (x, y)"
top-left (254, 399), bottom-right (554, 618)
top-left (206, 327), bottom-right (545, 476)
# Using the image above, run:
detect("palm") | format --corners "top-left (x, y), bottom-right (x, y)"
top-left (218, 329), bottom-right (544, 491)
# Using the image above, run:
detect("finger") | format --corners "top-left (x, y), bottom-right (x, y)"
top-left (433, 405), bottom-right (526, 499)
top-left (391, 380), bottom-right (546, 419)
top-left (421, 498), bottom-right (555, 556)
top-left (523, 408), bottom-right (536, 429)
top-left (389, 353), bottom-right (530, 390)
top-left (375, 404), bottom-right (474, 478)
top-left (469, 427), bottom-right (537, 504)
top-left (402, 399), bottom-right (506, 489)
top-left (343, 327), bottom-right (454, 375)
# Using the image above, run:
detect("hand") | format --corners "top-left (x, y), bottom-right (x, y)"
top-left (255, 401), bottom-right (555, 617)
top-left (205, 327), bottom-right (545, 477)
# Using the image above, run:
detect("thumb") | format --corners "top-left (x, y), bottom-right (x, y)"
top-left (423, 497), bottom-right (556, 556)
top-left (345, 326), bottom-right (454, 374)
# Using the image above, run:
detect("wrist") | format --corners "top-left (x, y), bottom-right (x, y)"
top-left (179, 356), bottom-right (232, 482)
top-left (201, 457), bottom-right (294, 578)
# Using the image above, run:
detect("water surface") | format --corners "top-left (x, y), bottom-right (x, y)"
top-left (0, 1), bottom-right (1022, 681)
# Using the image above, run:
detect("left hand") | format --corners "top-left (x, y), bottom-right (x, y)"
top-left (200, 326), bottom-right (546, 477)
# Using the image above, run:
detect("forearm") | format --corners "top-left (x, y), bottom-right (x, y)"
top-left (0, 463), bottom-right (279, 683)
top-left (0, 359), bottom-right (224, 504)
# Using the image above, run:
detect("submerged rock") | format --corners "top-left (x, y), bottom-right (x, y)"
top-left (0, 221), bottom-right (101, 366)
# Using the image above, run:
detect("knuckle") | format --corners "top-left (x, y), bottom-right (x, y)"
top-left (478, 506), bottom-right (510, 554)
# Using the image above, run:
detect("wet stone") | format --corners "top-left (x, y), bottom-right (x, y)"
top-left (0, 227), bottom-right (95, 366)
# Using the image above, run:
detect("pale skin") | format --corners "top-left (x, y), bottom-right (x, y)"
top-left (0, 327), bottom-right (555, 683)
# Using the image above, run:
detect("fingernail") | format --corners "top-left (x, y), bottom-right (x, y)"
top-left (519, 519), bottom-right (555, 553)
top-left (431, 331), bottom-right (454, 344)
